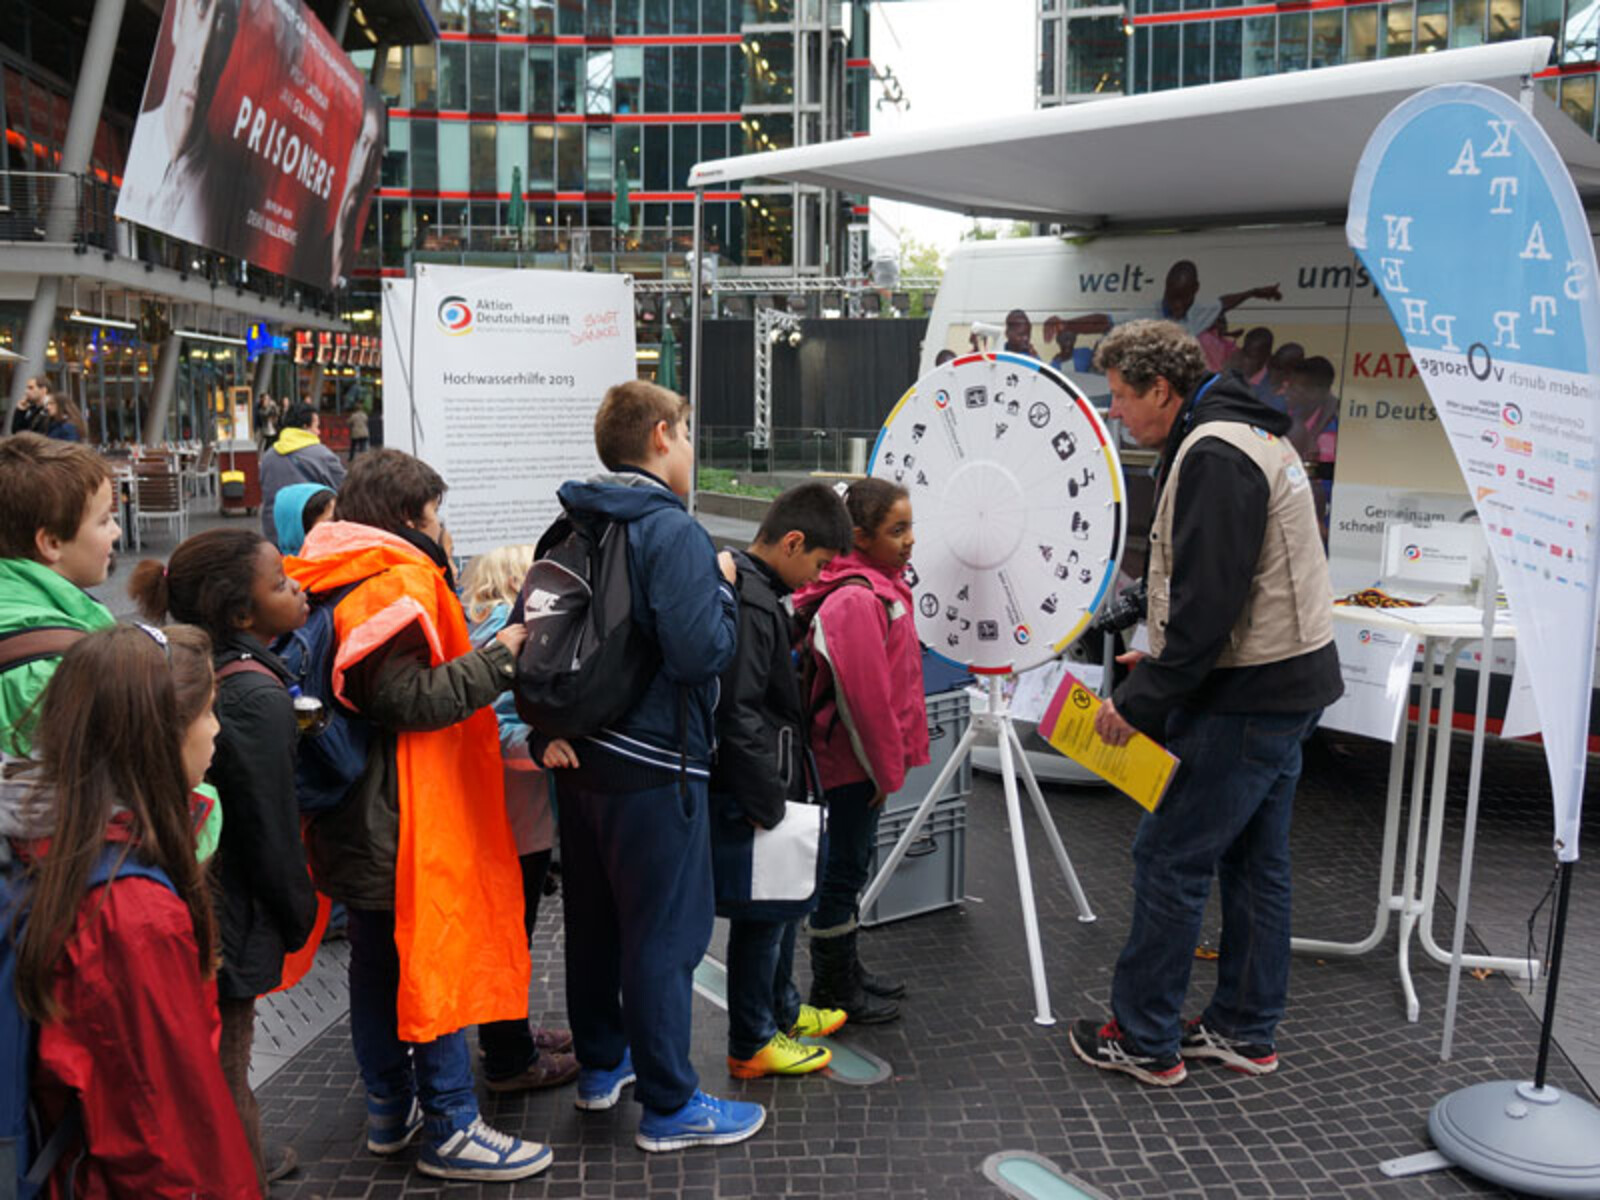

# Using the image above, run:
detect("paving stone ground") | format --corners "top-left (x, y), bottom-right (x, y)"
top-left (256, 730), bottom-right (1599, 1199)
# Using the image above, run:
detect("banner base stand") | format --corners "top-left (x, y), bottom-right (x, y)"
top-left (1429, 1081), bottom-right (1600, 1199)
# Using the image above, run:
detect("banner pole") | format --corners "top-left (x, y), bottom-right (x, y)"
top-left (1533, 861), bottom-right (1574, 1090)
top-left (688, 188), bottom-right (705, 516)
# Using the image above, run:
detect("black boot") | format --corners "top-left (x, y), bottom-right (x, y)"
top-left (851, 934), bottom-right (908, 1000)
top-left (809, 929), bottom-right (900, 1024)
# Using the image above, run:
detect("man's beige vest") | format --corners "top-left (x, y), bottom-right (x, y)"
top-left (1147, 421), bottom-right (1334, 667)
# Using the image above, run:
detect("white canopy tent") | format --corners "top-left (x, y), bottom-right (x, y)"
top-left (688, 38), bottom-right (1600, 230)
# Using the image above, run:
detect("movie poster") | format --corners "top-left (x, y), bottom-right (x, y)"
top-left (116, 0), bottom-right (385, 289)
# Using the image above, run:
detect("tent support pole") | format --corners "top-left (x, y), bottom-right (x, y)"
top-left (688, 187), bottom-right (705, 515)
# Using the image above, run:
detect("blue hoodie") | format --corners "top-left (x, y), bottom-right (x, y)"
top-left (554, 469), bottom-right (737, 786)
top-left (273, 482), bottom-right (336, 557)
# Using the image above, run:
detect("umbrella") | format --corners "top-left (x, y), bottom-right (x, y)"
top-left (658, 322), bottom-right (678, 393)
top-left (507, 165), bottom-right (525, 243)
top-left (613, 160), bottom-right (632, 235)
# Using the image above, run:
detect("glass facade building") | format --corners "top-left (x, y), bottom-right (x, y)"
top-left (352, 0), bottom-right (866, 285)
top-left (1037, 0), bottom-right (1600, 139)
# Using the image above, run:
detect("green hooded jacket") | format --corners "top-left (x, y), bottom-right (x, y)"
top-left (0, 557), bottom-right (116, 756)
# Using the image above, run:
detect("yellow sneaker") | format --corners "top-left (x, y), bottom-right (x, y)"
top-left (727, 1032), bottom-right (832, 1079)
top-left (790, 1004), bottom-right (847, 1039)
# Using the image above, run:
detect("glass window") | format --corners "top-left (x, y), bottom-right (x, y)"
top-left (587, 126), bottom-right (613, 189)
top-left (702, 123), bottom-right (726, 162)
top-left (381, 199), bottom-right (408, 259)
top-left (382, 118), bottom-right (408, 187)
top-left (471, 0), bottom-right (496, 32)
top-left (645, 125), bottom-right (670, 189)
top-left (744, 193), bottom-right (792, 266)
top-left (500, 45), bottom-right (525, 111)
top-left (744, 0), bottom-right (793, 21)
top-left (642, 201), bottom-right (667, 229)
top-left (587, 49), bottom-right (615, 115)
top-left (558, 46), bottom-right (584, 113)
top-left (412, 44), bottom-right (438, 109)
top-left (1451, 0), bottom-right (1486, 44)
top-left (615, 47), bottom-right (643, 113)
top-left (1384, 2), bottom-right (1414, 53)
top-left (441, 202), bottom-right (468, 238)
top-left (1488, 0), bottom-right (1522, 40)
top-left (1347, 7), bottom-right (1380, 59)
top-left (529, 0), bottom-right (554, 33)
top-left (1312, 10), bottom-right (1343, 64)
top-left (1561, 75), bottom-right (1596, 135)
top-left (556, 125), bottom-right (584, 191)
top-left (530, 124), bottom-right (556, 186)
top-left (674, 0), bottom-right (698, 31)
top-left (499, 0), bottom-right (523, 31)
top-left (1150, 25), bottom-right (1180, 89)
top-left (703, 0), bottom-right (731, 33)
top-left (1041, 18), bottom-right (1059, 94)
top-left (1212, 17), bottom-right (1243, 80)
top-left (1066, 16), bottom-right (1127, 94)
top-left (1279, 12), bottom-right (1310, 69)
top-left (673, 46), bottom-right (700, 112)
top-left (439, 0), bottom-right (468, 31)
top-left (1243, 14), bottom-right (1275, 73)
top-left (589, 0), bottom-right (613, 34)
top-left (1182, 22), bottom-right (1211, 84)
top-left (616, 124), bottom-right (643, 184)
top-left (616, 0), bottom-right (640, 33)
top-left (440, 44), bottom-right (468, 109)
top-left (378, 48), bottom-right (404, 105)
top-left (1131, 26), bottom-right (1150, 92)
top-left (412, 120), bottom-right (439, 190)
top-left (469, 44), bottom-right (497, 111)
top-left (673, 125), bottom-right (697, 188)
top-left (742, 111), bottom-right (792, 151)
top-left (1416, 0), bottom-right (1449, 50)
top-left (530, 47), bottom-right (554, 111)
top-left (439, 121), bottom-right (470, 190)
top-left (646, 0), bottom-right (670, 33)
top-left (646, 46), bottom-right (670, 110)
top-left (703, 45), bottom-right (729, 110)
top-left (745, 33), bottom-right (795, 105)
top-left (1525, 0), bottom-right (1560, 43)
top-left (498, 121), bottom-right (528, 191)
top-left (470, 123), bottom-right (497, 192)
top-left (558, 0), bottom-right (583, 34)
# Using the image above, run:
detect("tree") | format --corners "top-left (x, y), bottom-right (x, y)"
top-left (961, 219), bottom-right (1035, 242)
top-left (896, 234), bottom-right (946, 280)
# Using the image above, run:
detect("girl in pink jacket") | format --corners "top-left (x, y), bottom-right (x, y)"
top-left (795, 479), bottom-right (929, 1025)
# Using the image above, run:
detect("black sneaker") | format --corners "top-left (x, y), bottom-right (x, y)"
top-left (1069, 1018), bottom-right (1187, 1087)
top-left (1179, 1019), bottom-right (1278, 1075)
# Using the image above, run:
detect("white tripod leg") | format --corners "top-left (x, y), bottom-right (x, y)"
top-left (997, 712), bottom-right (1056, 1026)
top-left (1006, 717), bottom-right (1095, 923)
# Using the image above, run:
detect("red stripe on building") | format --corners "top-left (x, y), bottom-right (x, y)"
top-left (375, 188), bottom-right (741, 202)
top-left (1131, 0), bottom-right (1359, 26)
top-left (387, 110), bottom-right (743, 124)
top-left (1535, 61), bottom-right (1600, 78)
top-left (851, 205), bottom-right (870, 215)
top-left (845, 57), bottom-right (872, 68)
top-left (437, 30), bottom-right (742, 45)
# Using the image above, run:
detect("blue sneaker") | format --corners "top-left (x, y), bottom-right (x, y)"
top-left (417, 1117), bottom-right (552, 1182)
top-left (635, 1089), bottom-right (767, 1153)
top-left (575, 1048), bottom-right (636, 1111)
top-left (365, 1093), bottom-right (422, 1156)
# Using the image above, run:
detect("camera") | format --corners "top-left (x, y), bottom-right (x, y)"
top-left (1086, 580), bottom-right (1148, 639)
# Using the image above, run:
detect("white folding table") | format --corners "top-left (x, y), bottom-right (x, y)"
top-left (1291, 604), bottom-right (1539, 1021)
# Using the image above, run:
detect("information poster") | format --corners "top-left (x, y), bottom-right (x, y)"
top-left (1320, 620), bottom-right (1418, 742)
top-left (1349, 84), bottom-right (1600, 861)
top-left (409, 265), bottom-right (637, 558)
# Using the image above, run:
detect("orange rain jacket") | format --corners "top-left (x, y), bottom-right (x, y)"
top-left (288, 520), bottom-right (530, 1042)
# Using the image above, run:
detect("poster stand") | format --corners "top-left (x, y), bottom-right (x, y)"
top-left (859, 674), bottom-right (1095, 1027)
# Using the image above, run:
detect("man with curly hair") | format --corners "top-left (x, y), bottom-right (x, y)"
top-left (1069, 319), bottom-right (1342, 1088)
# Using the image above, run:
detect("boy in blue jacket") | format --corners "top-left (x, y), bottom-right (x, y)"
top-left (539, 381), bottom-right (764, 1152)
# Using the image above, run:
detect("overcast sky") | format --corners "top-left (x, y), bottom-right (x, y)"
top-left (863, 0), bottom-right (1037, 265)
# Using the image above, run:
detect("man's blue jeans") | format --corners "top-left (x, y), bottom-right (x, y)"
top-left (726, 918), bottom-right (802, 1059)
top-left (812, 780), bottom-right (880, 932)
top-left (347, 906), bottom-right (477, 1137)
top-left (1110, 708), bottom-right (1321, 1057)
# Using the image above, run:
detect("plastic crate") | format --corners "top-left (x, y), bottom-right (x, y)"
top-left (884, 689), bottom-right (973, 814)
top-left (860, 797), bottom-right (967, 927)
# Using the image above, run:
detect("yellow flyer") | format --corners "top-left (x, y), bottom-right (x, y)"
top-left (1037, 671), bottom-right (1179, 812)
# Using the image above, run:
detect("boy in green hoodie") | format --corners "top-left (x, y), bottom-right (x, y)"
top-left (0, 433), bottom-right (120, 757)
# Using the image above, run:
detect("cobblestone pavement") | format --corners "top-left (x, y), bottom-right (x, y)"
top-left (255, 731), bottom-right (1598, 1199)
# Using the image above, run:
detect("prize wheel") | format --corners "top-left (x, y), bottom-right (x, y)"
top-left (870, 351), bottom-right (1125, 676)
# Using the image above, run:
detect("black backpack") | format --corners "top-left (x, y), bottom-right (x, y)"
top-left (511, 506), bottom-right (660, 740)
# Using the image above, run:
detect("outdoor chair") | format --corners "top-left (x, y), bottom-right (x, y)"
top-left (133, 459), bottom-right (188, 546)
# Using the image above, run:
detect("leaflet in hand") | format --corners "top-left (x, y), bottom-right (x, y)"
top-left (1038, 671), bottom-right (1179, 812)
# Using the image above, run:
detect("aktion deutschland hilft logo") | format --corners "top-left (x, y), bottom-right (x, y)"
top-left (437, 296), bottom-right (474, 335)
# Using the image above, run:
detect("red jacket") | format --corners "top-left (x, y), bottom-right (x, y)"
top-left (33, 873), bottom-right (260, 1199)
top-left (794, 552), bottom-right (930, 796)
